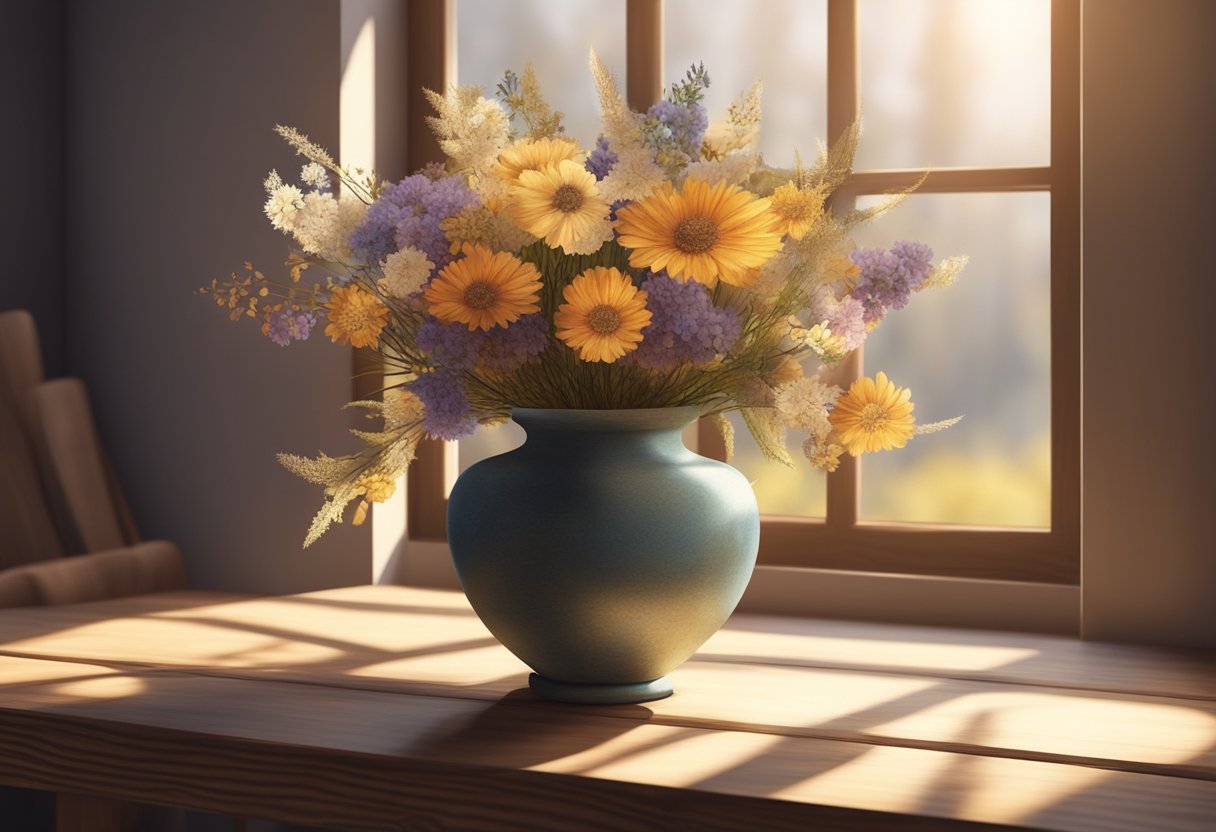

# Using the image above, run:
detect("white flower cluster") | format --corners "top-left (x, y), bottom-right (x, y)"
top-left (774, 375), bottom-right (846, 472)
top-left (291, 193), bottom-right (367, 262)
top-left (379, 247), bottom-right (435, 298)
top-left (263, 180), bottom-right (304, 231)
top-left (300, 162), bottom-right (330, 190)
top-left (263, 169), bottom-right (366, 262)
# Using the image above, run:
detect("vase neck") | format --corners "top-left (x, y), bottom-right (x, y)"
top-left (510, 407), bottom-right (699, 460)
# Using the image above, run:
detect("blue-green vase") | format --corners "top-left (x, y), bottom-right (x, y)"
top-left (447, 407), bottom-right (760, 705)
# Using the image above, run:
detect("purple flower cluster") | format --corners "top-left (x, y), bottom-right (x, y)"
top-left (644, 100), bottom-right (708, 170)
top-left (809, 286), bottom-right (867, 351)
top-left (628, 272), bottom-right (740, 370)
top-left (348, 173), bottom-right (475, 267)
top-left (416, 313), bottom-right (549, 373)
top-left (480, 313), bottom-right (549, 372)
top-left (410, 369), bottom-right (477, 441)
top-left (849, 240), bottom-right (934, 323)
top-left (586, 136), bottom-right (618, 181)
top-left (266, 308), bottom-right (318, 346)
top-left (416, 317), bottom-right (484, 370)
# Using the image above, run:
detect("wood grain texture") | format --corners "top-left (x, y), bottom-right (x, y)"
top-left (1, 586), bottom-right (1213, 831)
top-left (3, 667), bottom-right (1215, 832)
top-left (2, 586), bottom-right (1209, 698)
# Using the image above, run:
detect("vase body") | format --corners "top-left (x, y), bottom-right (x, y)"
top-left (447, 407), bottom-right (760, 704)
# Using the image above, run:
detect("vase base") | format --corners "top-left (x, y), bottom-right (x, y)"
top-left (528, 673), bottom-right (673, 705)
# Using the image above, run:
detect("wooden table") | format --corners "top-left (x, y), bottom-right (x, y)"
top-left (0, 586), bottom-right (1213, 831)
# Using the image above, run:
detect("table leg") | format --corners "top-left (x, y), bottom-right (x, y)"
top-left (56, 792), bottom-right (140, 832)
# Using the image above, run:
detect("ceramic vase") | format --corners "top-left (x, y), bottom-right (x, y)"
top-left (447, 407), bottom-right (760, 704)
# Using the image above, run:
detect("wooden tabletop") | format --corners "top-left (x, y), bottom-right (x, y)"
top-left (0, 585), bottom-right (1213, 831)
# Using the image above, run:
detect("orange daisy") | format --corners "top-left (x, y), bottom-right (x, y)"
top-left (614, 178), bottom-right (784, 287)
top-left (554, 267), bottom-right (652, 363)
top-left (424, 243), bottom-right (542, 331)
top-left (324, 284), bottom-right (388, 349)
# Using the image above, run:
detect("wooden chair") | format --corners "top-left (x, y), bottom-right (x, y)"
top-left (0, 309), bottom-right (186, 607)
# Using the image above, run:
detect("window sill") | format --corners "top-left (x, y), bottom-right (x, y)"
top-left (391, 539), bottom-right (1080, 635)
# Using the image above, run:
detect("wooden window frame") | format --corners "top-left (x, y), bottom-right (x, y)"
top-left (404, 0), bottom-right (1081, 586)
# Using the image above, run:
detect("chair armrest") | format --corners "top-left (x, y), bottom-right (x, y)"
top-left (0, 541), bottom-right (187, 608)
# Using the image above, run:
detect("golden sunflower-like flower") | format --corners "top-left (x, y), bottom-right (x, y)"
top-left (614, 178), bottom-right (784, 287)
top-left (510, 160), bottom-right (613, 255)
top-left (554, 267), bottom-right (652, 363)
top-left (828, 371), bottom-right (916, 455)
top-left (424, 243), bottom-right (542, 331)
top-left (492, 136), bottom-right (583, 182)
top-left (769, 181), bottom-right (827, 240)
top-left (324, 284), bottom-right (389, 349)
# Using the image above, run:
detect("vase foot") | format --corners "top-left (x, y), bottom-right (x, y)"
top-left (528, 673), bottom-right (673, 705)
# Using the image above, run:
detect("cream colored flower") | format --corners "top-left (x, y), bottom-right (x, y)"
top-left (379, 247), bottom-right (435, 298)
top-left (264, 184), bottom-right (305, 231)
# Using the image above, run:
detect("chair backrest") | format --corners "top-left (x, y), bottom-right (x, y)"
top-left (36, 379), bottom-right (130, 553)
top-left (0, 309), bottom-right (140, 559)
top-left (0, 314), bottom-right (64, 567)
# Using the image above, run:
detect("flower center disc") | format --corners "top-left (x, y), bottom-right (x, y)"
top-left (551, 184), bottom-right (585, 213)
top-left (673, 215), bottom-right (719, 253)
top-left (463, 281), bottom-right (497, 310)
top-left (586, 304), bottom-right (621, 334)
top-left (859, 402), bottom-right (889, 432)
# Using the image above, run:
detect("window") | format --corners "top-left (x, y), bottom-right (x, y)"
top-left (405, 0), bottom-right (1080, 585)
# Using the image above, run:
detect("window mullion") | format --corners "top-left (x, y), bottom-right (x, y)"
top-left (824, 0), bottom-right (861, 530)
top-left (626, 0), bottom-right (664, 110)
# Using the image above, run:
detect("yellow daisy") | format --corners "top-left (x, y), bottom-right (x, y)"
top-left (554, 267), bottom-right (652, 363)
top-left (614, 178), bottom-right (784, 287)
top-left (510, 160), bottom-right (613, 255)
top-left (493, 136), bottom-right (583, 182)
top-left (324, 284), bottom-right (389, 349)
top-left (828, 371), bottom-right (916, 455)
top-left (770, 181), bottom-right (827, 240)
top-left (424, 243), bottom-right (542, 331)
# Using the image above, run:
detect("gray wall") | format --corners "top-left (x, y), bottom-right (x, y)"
top-left (62, 0), bottom-right (371, 593)
top-left (1081, 0), bottom-right (1216, 648)
top-left (1, 0), bottom-right (65, 375)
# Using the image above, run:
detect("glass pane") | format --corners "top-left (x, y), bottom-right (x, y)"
top-left (666, 0), bottom-right (827, 166)
top-left (853, 192), bottom-right (1051, 528)
top-left (856, 0), bottom-right (1051, 169)
top-left (727, 410), bottom-right (827, 518)
top-left (458, 419), bottom-right (526, 475)
top-left (457, 0), bottom-right (627, 149)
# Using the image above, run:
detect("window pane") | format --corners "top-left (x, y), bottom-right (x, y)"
top-left (856, 0), bottom-right (1051, 169)
top-left (727, 410), bottom-right (827, 519)
top-left (457, 0), bottom-right (627, 149)
top-left (666, 0), bottom-right (827, 166)
top-left (853, 192), bottom-right (1051, 528)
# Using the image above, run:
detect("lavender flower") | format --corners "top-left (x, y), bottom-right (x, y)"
top-left (809, 287), bottom-right (867, 351)
top-left (643, 100), bottom-right (709, 172)
top-left (586, 136), bottom-right (619, 181)
top-left (416, 317), bottom-right (485, 370)
top-left (480, 313), bottom-right (549, 372)
top-left (411, 369), bottom-right (477, 440)
top-left (850, 240), bottom-right (935, 323)
top-left (266, 308), bottom-right (318, 346)
top-left (348, 172), bottom-right (476, 267)
top-left (628, 272), bottom-right (740, 370)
